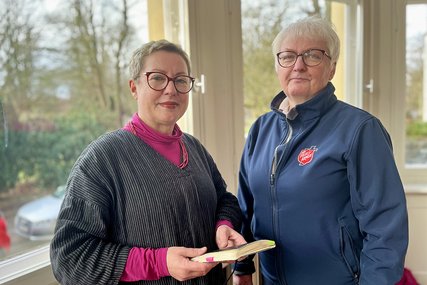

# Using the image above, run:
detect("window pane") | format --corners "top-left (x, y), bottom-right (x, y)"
top-left (0, 0), bottom-right (148, 262)
top-left (405, 4), bottom-right (427, 168)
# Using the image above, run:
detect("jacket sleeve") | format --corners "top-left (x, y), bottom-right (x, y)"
top-left (50, 148), bottom-right (130, 285)
top-left (346, 117), bottom-right (408, 285)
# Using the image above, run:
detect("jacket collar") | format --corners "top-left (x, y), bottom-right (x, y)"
top-left (270, 82), bottom-right (337, 121)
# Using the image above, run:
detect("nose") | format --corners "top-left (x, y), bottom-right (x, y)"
top-left (293, 55), bottom-right (306, 70)
top-left (164, 79), bottom-right (177, 95)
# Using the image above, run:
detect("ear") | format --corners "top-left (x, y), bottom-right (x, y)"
top-left (129, 79), bottom-right (138, 100)
top-left (328, 62), bottom-right (337, 80)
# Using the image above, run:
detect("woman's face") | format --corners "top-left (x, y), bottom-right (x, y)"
top-left (129, 51), bottom-right (189, 134)
top-left (276, 36), bottom-right (336, 106)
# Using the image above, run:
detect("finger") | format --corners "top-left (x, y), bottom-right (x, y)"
top-left (216, 226), bottom-right (231, 248)
top-left (217, 235), bottom-right (229, 249)
top-left (186, 246), bottom-right (208, 257)
top-left (175, 246), bottom-right (208, 258)
top-left (167, 248), bottom-right (217, 281)
top-left (183, 260), bottom-right (218, 279)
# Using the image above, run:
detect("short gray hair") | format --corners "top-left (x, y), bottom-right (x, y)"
top-left (129, 39), bottom-right (191, 80)
top-left (272, 16), bottom-right (340, 63)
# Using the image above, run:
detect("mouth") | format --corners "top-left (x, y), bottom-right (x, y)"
top-left (290, 77), bottom-right (309, 81)
top-left (159, 101), bottom-right (178, 108)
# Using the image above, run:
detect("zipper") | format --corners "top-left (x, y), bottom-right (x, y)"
top-left (270, 120), bottom-right (292, 285)
top-left (339, 225), bottom-right (360, 285)
top-left (270, 123), bottom-right (293, 186)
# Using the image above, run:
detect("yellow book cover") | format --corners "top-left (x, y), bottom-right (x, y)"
top-left (191, 239), bottom-right (276, 263)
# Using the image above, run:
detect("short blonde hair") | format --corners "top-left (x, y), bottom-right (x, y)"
top-left (129, 39), bottom-right (191, 80)
top-left (272, 16), bottom-right (340, 63)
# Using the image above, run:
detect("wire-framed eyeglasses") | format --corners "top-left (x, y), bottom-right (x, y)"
top-left (276, 49), bottom-right (331, 68)
top-left (141, 72), bottom-right (195, 94)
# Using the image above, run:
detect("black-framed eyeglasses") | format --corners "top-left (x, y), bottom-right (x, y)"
top-left (276, 49), bottom-right (331, 68)
top-left (141, 71), bottom-right (195, 94)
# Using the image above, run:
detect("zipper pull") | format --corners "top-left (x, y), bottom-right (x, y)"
top-left (354, 273), bottom-right (359, 284)
top-left (270, 173), bottom-right (275, 185)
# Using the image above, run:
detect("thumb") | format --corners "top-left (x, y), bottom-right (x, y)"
top-left (186, 247), bottom-right (208, 258)
top-left (216, 235), bottom-right (228, 248)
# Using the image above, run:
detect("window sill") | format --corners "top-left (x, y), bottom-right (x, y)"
top-left (0, 245), bottom-right (52, 284)
top-left (404, 184), bottom-right (427, 194)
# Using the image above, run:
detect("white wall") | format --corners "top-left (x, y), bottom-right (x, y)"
top-left (406, 193), bottom-right (427, 284)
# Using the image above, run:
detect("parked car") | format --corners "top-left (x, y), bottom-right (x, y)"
top-left (14, 185), bottom-right (66, 240)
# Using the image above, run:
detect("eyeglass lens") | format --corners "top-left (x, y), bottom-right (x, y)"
top-left (277, 49), bottom-right (326, 68)
top-left (146, 72), bottom-right (193, 93)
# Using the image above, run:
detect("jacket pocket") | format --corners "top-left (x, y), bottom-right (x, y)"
top-left (339, 219), bottom-right (360, 284)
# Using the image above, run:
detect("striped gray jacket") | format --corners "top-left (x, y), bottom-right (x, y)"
top-left (50, 130), bottom-right (242, 285)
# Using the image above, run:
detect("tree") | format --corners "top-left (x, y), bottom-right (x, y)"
top-left (0, 0), bottom-right (41, 189)
top-left (0, 0), bottom-right (137, 192)
top-left (60, 0), bottom-right (134, 125)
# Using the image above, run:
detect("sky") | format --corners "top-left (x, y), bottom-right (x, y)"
top-left (41, 0), bottom-right (149, 44)
top-left (407, 4), bottom-right (427, 38)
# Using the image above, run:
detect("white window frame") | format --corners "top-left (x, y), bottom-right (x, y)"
top-left (362, 0), bottom-right (427, 190)
top-left (0, 245), bottom-right (54, 284)
top-left (187, 0), bottom-right (245, 194)
top-left (343, 0), bottom-right (364, 108)
top-left (401, 0), bottom-right (427, 188)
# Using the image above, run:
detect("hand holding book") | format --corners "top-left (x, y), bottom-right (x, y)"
top-left (191, 239), bottom-right (276, 263)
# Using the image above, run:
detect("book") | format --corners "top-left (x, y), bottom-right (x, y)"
top-left (191, 239), bottom-right (276, 263)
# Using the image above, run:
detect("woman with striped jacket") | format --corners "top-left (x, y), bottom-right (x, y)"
top-left (50, 39), bottom-right (244, 285)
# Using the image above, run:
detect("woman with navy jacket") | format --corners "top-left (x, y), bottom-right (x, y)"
top-left (233, 16), bottom-right (408, 285)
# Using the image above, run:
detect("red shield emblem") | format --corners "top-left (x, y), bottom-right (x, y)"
top-left (298, 146), bottom-right (318, 166)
